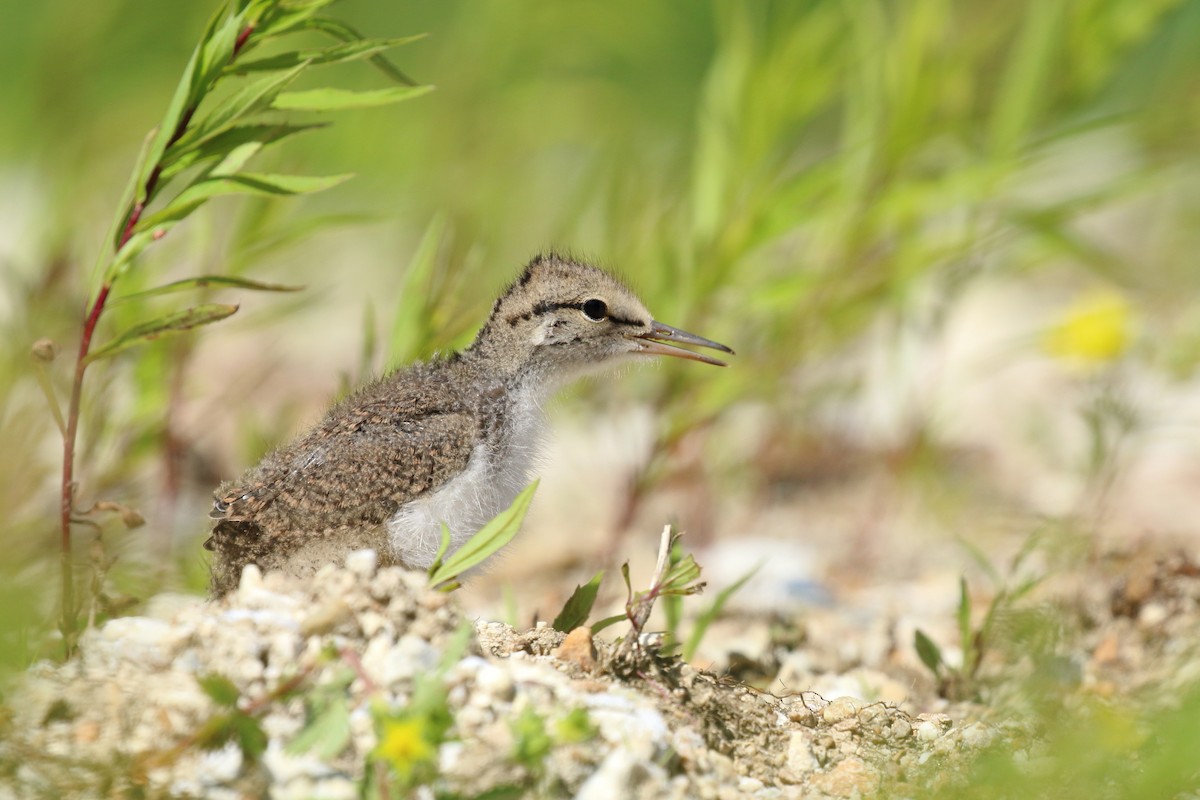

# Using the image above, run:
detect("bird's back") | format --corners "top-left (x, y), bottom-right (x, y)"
top-left (206, 357), bottom-right (483, 593)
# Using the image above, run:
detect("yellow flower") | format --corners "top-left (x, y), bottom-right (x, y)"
top-left (1044, 290), bottom-right (1133, 364)
top-left (374, 716), bottom-right (435, 780)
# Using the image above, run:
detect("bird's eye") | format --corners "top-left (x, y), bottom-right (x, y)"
top-left (582, 298), bottom-right (608, 322)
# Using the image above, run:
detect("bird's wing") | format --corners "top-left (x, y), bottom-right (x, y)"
top-left (210, 402), bottom-right (478, 535)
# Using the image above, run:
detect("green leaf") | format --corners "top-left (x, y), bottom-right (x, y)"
top-left (197, 674), bottom-right (241, 707)
top-left (660, 552), bottom-right (704, 597)
top-left (195, 6), bottom-right (244, 97)
top-left (390, 214), bottom-right (445, 363)
top-left (160, 122), bottom-right (327, 182)
top-left (552, 571), bottom-right (604, 633)
top-left (232, 712), bottom-right (268, 758)
top-left (253, 0), bottom-right (340, 41)
top-left (914, 629), bottom-right (944, 676)
top-left (287, 698), bottom-right (351, 759)
top-left (230, 35), bottom-right (426, 73)
top-left (426, 523), bottom-right (452, 580)
top-left (85, 304), bottom-right (239, 364)
top-left (123, 40), bottom-right (201, 231)
top-left (177, 61), bottom-right (310, 150)
top-left (591, 613), bottom-right (626, 634)
top-left (136, 172), bottom-right (352, 232)
top-left (112, 275), bottom-right (303, 304)
top-left (957, 576), bottom-right (973, 658)
top-left (107, 228), bottom-right (162, 282)
top-left (273, 84), bottom-right (432, 111)
top-left (683, 560), bottom-right (762, 661)
top-left (305, 16), bottom-right (418, 85)
top-left (427, 481), bottom-right (538, 587)
top-left (510, 706), bottom-right (551, 772)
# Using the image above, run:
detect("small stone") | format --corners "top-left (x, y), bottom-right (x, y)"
top-left (474, 662), bottom-right (515, 702)
top-left (555, 627), bottom-right (598, 672)
top-left (1138, 602), bottom-right (1168, 628)
top-left (345, 549), bottom-right (378, 578)
top-left (74, 720), bottom-right (101, 743)
top-left (821, 696), bottom-right (866, 725)
top-left (890, 718), bottom-right (912, 739)
top-left (786, 731), bottom-right (817, 774)
top-left (810, 757), bottom-right (878, 798)
top-left (300, 600), bottom-right (353, 637)
top-left (961, 722), bottom-right (993, 749)
top-left (1091, 633), bottom-right (1120, 665)
top-left (916, 720), bottom-right (941, 742)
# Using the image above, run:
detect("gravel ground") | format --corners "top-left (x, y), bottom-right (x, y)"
top-left (4, 541), bottom-right (1198, 798)
top-left (0, 552), bottom-right (1008, 799)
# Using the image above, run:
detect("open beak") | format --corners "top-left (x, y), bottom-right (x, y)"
top-left (629, 320), bottom-right (735, 367)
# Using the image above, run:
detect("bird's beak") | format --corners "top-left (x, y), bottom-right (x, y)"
top-left (629, 320), bottom-right (735, 367)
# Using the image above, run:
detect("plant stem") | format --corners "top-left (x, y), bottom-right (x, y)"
top-left (59, 282), bottom-right (110, 648)
top-left (57, 22), bottom-right (256, 652)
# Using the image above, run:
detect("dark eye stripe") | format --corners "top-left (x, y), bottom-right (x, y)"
top-left (504, 300), bottom-right (644, 328)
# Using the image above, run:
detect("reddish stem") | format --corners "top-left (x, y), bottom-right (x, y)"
top-left (57, 22), bottom-right (256, 650)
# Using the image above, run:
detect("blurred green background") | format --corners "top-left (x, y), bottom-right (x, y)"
top-left (3, 0), bottom-right (1200, 659)
top-left (4, 1), bottom-right (1200, 794)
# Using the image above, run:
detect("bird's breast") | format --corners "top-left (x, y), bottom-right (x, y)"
top-left (385, 387), bottom-right (546, 568)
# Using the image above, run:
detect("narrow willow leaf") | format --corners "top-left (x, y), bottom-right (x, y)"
top-left (104, 129), bottom-right (157, 259)
top-left (107, 228), bottom-right (164, 282)
top-left (273, 84), bottom-right (431, 111)
top-left (428, 481), bottom-right (539, 587)
top-left (127, 44), bottom-right (201, 229)
top-left (177, 61), bottom-right (309, 150)
top-left (195, 6), bottom-right (244, 97)
top-left (306, 16), bottom-right (418, 85)
top-left (160, 122), bottom-right (327, 182)
top-left (136, 172), bottom-right (351, 232)
top-left (552, 571), bottom-right (604, 633)
top-left (112, 275), bottom-right (303, 304)
top-left (253, 0), bottom-right (341, 41)
top-left (230, 35), bottom-right (426, 74)
top-left (211, 141), bottom-right (265, 177)
top-left (85, 304), bottom-right (238, 364)
top-left (682, 560), bottom-right (762, 661)
top-left (914, 629), bottom-right (943, 675)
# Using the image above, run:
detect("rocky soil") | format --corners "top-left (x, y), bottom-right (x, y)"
top-left (3, 543), bottom-right (1198, 799)
top-left (1, 551), bottom-right (1005, 800)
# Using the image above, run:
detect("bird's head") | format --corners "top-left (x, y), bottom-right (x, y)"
top-left (471, 254), bottom-right (733, 381)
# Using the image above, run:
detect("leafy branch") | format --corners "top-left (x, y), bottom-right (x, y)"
top-left (616, 525), bottom-right (706, 661)
top-left (48, 0), bottom-right (428, 653)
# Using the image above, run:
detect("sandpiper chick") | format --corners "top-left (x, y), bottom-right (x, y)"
top-left (205, 253), bottom-right (733, 594)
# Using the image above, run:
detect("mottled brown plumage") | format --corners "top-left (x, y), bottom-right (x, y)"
top-left (206, 254), bottom-right (732, 595)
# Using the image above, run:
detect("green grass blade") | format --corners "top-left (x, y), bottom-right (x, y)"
top-left (552, 571), bottom-right (604, 633)
top-left (682, 560), bottom-right (762, 661)
top-left (427, 481), bottom-right (538, 587)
